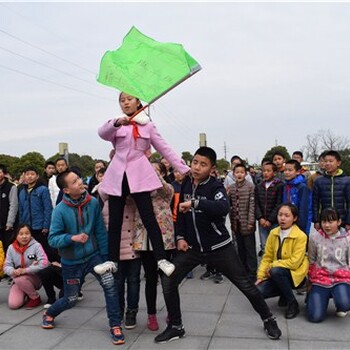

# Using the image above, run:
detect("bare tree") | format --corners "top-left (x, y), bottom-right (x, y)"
top-left (303, 129), bottom-right (350, 162)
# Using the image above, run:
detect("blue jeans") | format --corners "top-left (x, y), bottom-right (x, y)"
top-left (47, 254), bottom-right (121, 327)
top-left (307, 283), bottom-right (350, 323)
top-left (258, 224), bottom-right (276, 252)
top-left (257, 267), bottom-right (296, 304)
top-left (115, 259), bottom-right (141, 312)
top-left (160, 243), bottom-right (272, 326)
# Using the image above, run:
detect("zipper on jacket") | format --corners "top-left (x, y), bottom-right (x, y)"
top-left (191, 184), bottom-right (203, 252)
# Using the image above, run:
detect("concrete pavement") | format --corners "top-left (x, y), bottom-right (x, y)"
top-left (0, 265), bottom-right (350, 349)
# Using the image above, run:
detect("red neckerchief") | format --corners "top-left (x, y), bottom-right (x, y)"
top-left (128, 104), bottom-right (149, 140)
top-left (13, 240), bottom-right (29, 268)
top-left (62, 194), bottom-right (92, 227)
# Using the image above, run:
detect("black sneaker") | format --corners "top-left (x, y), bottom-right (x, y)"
top-left (154, 324), bottom-right (185, 343)
top-left (200, 271), bottom-right (214, 280)
top-left (125, 309), bottom-right (137, 329)
top-left (213, 273), bottom-right (224, 284)
top-left (263, 316), bottom-right (281, 340)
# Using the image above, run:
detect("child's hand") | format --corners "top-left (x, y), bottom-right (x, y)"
top-left (259, 218), bottom-right (266, 227)
top-left (179, 201), bottom-right (192, 213)
top-left (265, 220), bottom-right (271, 228)
top-left (255, 279), bottom-right (263, 286)
top-left (177, 239), bottom-right (190, 252)
top-left (71, 233), bottom-right (89, 244)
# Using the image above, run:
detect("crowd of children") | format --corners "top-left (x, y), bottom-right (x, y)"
top-left (1, 92), bottom-right (350, 346)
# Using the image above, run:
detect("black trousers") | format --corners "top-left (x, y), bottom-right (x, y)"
top-left (160, 243), bottom-right (272, 326)
top-left (108, 174), bottom-right (166, 262)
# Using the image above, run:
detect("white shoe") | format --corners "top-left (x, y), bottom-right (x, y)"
top-left (93, 261), bottom-right (118, 275)
top-left (336, 311), bottom-right (348, 318)
top-left (158, 259), bottom-right (175, 277)
top-left (43, 303), bottom-right (52, 309)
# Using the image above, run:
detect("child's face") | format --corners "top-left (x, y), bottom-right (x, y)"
top-left (284, 164), bottom-right (299, 181)
top-left (56, 160), bottom-right (68, 174)
top-left (25, 171), bottom-right (39, 186)
top-left (191, 154), bottom-right (213, 184)
top-left (17, 226), bottom-right (31, 246)
top-left (96, 173), bottom-right (104, 183)
top-left (272, 155), bottom-right (285, 169)
top-left (63, 172), bottom-right (85, 198)
top-left (262, 165), bottom-right (275, 182)
top-left (234, 167), bottom-right (246, 183)
top-left (95, 162), bottom-right (105, 174)
top-left (277, 206), bottom-right (297, 230)
top-left (321, 218), bottom-right (341, 236)
top-left (119, 93), bottom-right (140, 115)
top-left (45, 165), bottom-right (56, 177)
top-left (324, 155), bottom-right (341, 175)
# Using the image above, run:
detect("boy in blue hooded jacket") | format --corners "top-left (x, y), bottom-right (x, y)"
top-left (41, 170), bottom-right (125, 346)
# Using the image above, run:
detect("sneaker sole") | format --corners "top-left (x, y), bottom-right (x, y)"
top-left (124, 324), bottom-right (136, 329)
top-left (155, 333), bottom-right (185, 344)
top-left (42, 324), bottom-right (55, 329)
top-left (264, 329), bottom-right (281, 340)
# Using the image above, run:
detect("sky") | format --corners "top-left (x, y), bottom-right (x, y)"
top-left (1, 2), bottom-right (350, 165)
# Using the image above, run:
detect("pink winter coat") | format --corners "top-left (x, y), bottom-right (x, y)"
top-left (98, 119), bottom-right (190, 196)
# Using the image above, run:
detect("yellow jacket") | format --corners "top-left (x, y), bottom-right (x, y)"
top-left (257, 224), bottom-right (309, 287)
top-left (0, 241), bottom-right (4, 279)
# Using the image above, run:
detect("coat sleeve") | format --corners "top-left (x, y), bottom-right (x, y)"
top-left (344, 179), bottom-right (350, 225)
top-left (307, 231), bottom-right (317, 265)
top-left (48, 209), bottom-right (75, 249)
top-left (24, 243), bottom-right (49, 274)
top-left (257, 232), bottom-right (275, 280)
top-left (255, 186), bottom-right (263, 221)
top-left (149, 123), bottom-right (190, 175)
top-left (0, 241), bottom-right (4, 278)
top-left (267, 182), bottom-right (283, 223)
top-left (297, 185), bottom-right (310, 233)
top-left (98, 119), bottom-right (119, 142)
top-left (312, 179), bottom-right (321, 223)
top-left (42, 187), bottom-right (53, 229)
top-left (248, 184), bottom-right (255, 226)
top-left (3, 245), bottom-right (15, 276)
top-left (7, 186), bottom-right (18, 228)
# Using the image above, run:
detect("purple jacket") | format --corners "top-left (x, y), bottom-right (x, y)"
top-left (98, 119), bottom-right (190, 196)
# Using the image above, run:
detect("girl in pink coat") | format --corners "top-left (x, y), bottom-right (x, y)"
top-left (96, 92), bottom-right (189, 277)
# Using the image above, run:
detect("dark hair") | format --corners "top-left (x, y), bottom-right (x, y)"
top-left (318, 151), bottom-right (327, 160)
top-left (263, 162), bottom-right (277, 172)
top-left (23, 166), bottom-right (39, 174)
top-left (118, 92), bottom-right (143, 113)
top-left (260, 157), bottom-right (272, 166)
top-left (285, 159), bottom-right (302, 171)
top-left (277, 203), bottom-right (299, 218)
top-left (0, 164), bottom-right (8, 174)
top-left (45, 161), bottom-right (55, 168)
top-left (194, 147), bottom-right (217, 166)
top-left (56, 170), bottom-right (71, 190)
top-left (230, 155), bottom-right (243, 164)
top-left (272, 151), bottom-right (285, 159)
top-left (320, 207), bottom-right (340, 222)
top-left (151, 160), bottom-right (167, 176)
top-left (233, 163), bottom-right (247, 173)
top-left (324, 150), bottom-right (341, 162)
top-left (12, 224), bottom-right (32, 243)
top-left (55, 157), bottom-right (68, 166)
top-left (95, 160), bottom-right (107, 168)
top-left (70, 166), bottom-right (82, 178)
top-left (292, 151), bottom-right (303, 158)
top-left (97, 167), bottom-right (106, 176)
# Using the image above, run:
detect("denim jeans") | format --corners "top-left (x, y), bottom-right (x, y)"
top-left (258, 224), bottom-right (276, 252)
top-left (115, 259), bottom-right (141, 312)
top-left (257, 267), bottom-right (296, 304)
top-left (47, 253), bottom-right (121, 327)
top-left (160, 243), bottom-right (272, 326)
top-left (307, 283), bottom-right (350, 323)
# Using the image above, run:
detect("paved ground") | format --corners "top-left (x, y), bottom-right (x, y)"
top-left (1, 263), bottom-right (350, 350)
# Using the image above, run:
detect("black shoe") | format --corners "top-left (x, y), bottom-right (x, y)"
top-left (213, 273), bottom-right (224, 284)
top-left (277, 296), bottom-right (287, 307)
top-left (285, 300), bottom-right (299, 319)
top-left (263, 316), bottom-right (281, 340)
top-left (258, 250), bottom-right (264, 257)
top-left (200, 271), bottom-right (214, 280)
top-left (125, 308), bottom-right (137, 329)
top-left (154, 324), bottom-right (185, 343)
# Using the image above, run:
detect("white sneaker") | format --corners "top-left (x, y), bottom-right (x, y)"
top-left (336, 311), bottom-right (348, 318)
top-left (43, 303), bottom-right (52, 309)
top-left (158, 259), bottom-right (175, 277)
top-left (93, 261), bottom-right (118, 275)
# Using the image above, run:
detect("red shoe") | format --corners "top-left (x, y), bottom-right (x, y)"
top-left (24, 296), bottom-right (41, 309)
top-left (147, 314), bottom-right (159, 331)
